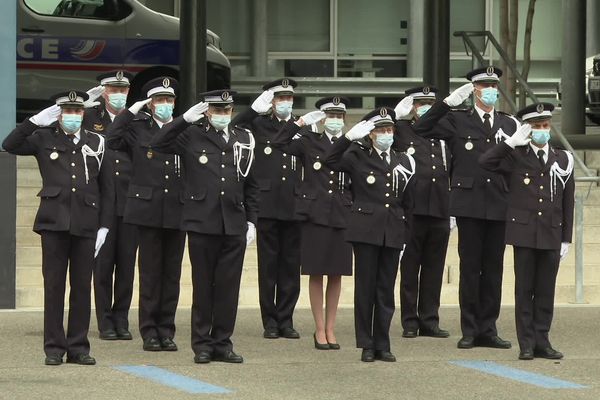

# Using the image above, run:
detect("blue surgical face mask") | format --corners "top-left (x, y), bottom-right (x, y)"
top-left (61, 113), bottom-right (82, 134)
top-left (154, 103), bottom-right (174, 121)
top-left (531, 129), bottom-right (551, 145)
top-left (275, 101), bottom-right (293, 118)
top-left (478, 87), bottom-right (499, 106)
top-left (108, 93), bottom-right (127, 111)
top-left (416, 104), bottom-right (432, 118)
top-left (374, 133), bottom-right (394, 150)
top-left (209, 114), bottom-right (231, 130)
top-left (324, 117), bottom-right (344, 133)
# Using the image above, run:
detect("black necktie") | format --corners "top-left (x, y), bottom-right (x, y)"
top-left (537, 149), bottom-right (545, 168)
top-left (218, 130), bottom-right (227, 144)
top-left (381, 152), bottom-right (389, 165)
top-left (483, 113), bottom-right (492, 133)
top-left (331, 136), bottom-right (338, 144)
top-left (68, 135), bottom-right (76, 144)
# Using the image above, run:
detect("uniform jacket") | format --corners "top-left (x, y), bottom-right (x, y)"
top-left (149, 116), bottom-right (259, 235)
top-left (479, 142), bottom-right (575, 250)
top-left (324, 135), bottom-right (415, 249)
top-left (232, 109), bottom-right (302, 221)
top-left (106, 110), bottom-right (183, 229)
top-left (394, 101), bottom-right (451, 219)
top-left (3, 119), bottom-right (114, 239)
top-left (84, 105), bottom-right (133, 217)
top-left (272, 120), bottom-right (352, 228)
top-left (419, 107), bottom-right (519, 220)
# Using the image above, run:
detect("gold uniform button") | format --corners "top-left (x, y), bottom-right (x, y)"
top-left (221, 164), bottom-right (225, 168)
top-left (385, 193), bottom-right (390, 197)
top-left (385, 204), bottom-right (390, 208)
top-left (541, 173), bottom-right (544, 177)
top-left (165, 175), bottom-right (169, 179)
top-left (220, 191), bottom-right (225, 195)
top-left (386, 183), bottom-right (390, 187)
top-left (486, 178), bottom-right (491, 182)
top-left (136, 193), bottom-right (140, 197)
top-left (431, 154), bottom-right (435, 158)
top-left (72, 150), bottom-right (76, 155)
top-left (283, 153), bottom-right (287, 157)
top-left (512, 218), bottom-right (516, 221)
top-left (330, 171), bottom-right (335, 175)
top-left (222, 152), bottom-right (226, 155)
top-left (432, 166), bottom-right (436, 170)
top-left (72, 175), bottom-right (76, 179)
top-left (329, 180), bottom-right (334, 184)
top-left (539, 198), bottom-right (543, 203)
top-left (71, 188), bottom-right (76, 192)
top-left (221, 177), bottom-right (225, 182)
top-left (386, 173), bottom-right (391, 177)
top-left (283, 165), bottom-right (287, 169)
top-left (486, 139), bottom-right (491, 143)
top-left (540, 186), bottom-right (544, 190)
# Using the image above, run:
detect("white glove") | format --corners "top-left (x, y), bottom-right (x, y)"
top-left (560, 242), bottom-right (570, 261)
top-left (450, 216), bottom-right (457, 232)
top-left (345, 120), bottom-right (375, 141)
top-left (505, 124), bottom-right (532, 148)
top-left (94, 227), bottom-right (109, 258)
top-left (183, 101), bottom-right (209, 123)
top-left (128, 98), bottom-right (152, 115)
top-left (29, 104), bottom-right (61, 127)
top-left (394, 96), bottom-right (414, 120)
top-left (444, 83), bottom-right (474, 107)
top-left (246, 222), bottom-right (256, 246)
top-left (251, 90), bottom-right (274, 113)
top-left (83, 85), bottom-right (105, 108)
top-left (300, 110), bottom-right (326, 126)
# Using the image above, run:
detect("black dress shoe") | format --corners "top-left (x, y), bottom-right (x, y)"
top-left (115, 328), bottom-right (133, 340)
top-left (402, 329), bottom-right (418, 338)
top-left (143, 337), bottom-right (162, 351)
top-left (534, 347), bottom-right (564, 360)
top-left (44, 355), bottom-right (62, 366)
top-left (313, 333), bottom-right (329, 350)
top-left (375, 350), bottom-right (397, 362)
top-left (476, 335), bottom-right (512, 349)
top-left (194, 351), bottom-right (212, 364)
top-left (213, 350), bottom-right (244, 363)
top-left (160, 338), bottom-right (178, 351)
top-left (361, 349), bottom-right (375, 362)
top-left (99, 329), bottom-right (118, 340)
top-left (419, 327), bottom-right (450, 338)
top-left (457, 336), bottom-right (475, 349)
top-left (263, 327), bottom-right (279, 339)
top-left (280, 327), bottom-right (300, 339)
top-left (66, 354), bottom-right (96, 365)
top-left (328, 342), bottom-right (341, 350)
top-left (519, 349), bottom-right (534, 360)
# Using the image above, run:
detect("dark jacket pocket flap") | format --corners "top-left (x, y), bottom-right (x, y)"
top-left (187, 188), bottom-right (207, 201)
top-left (84, 194), bottom-right (99, 208)
top-left (37, 186), bottom-right (62, 198)
top-left (258, 179), bottom-right (271, 191)
top-left (451, 176), bottom-right (474, 189)
top-left (352, 203), bottom-right (374, 214)
top-left (44, 143), bottom-right (67, 152)
top-left (508, 208), bottom-right (530, 224)
top-left (127, 185), bottom-right (153, 200)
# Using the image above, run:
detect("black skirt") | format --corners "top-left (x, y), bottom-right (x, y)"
top-left (300, 222), bottom-right (353, 276)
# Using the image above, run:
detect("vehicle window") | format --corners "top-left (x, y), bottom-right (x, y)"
top-left (24, 0), bottom-right (131, 20)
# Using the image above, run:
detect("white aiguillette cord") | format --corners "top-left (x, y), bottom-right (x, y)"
top-left (550, 150), bottom-right (574, 202)
top-left (392, 153), bottom-right (416, 197)
top-left (81, 133), bottom-right (105, 184)
top-left (233, 132), bottom-right (255, 181)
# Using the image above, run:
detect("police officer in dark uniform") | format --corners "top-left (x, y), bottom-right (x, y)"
top-left (106, 77), bottom-right (185, 352)
top-left (272, 97), bottom-right (353, 350)
top-left (479, 103), bottom-right (574, 360)
top-left (3, 91), bottom-right (114, 366)
top-left (232, 78), bottom-right (302, 339)
top-left (393, 83), bottom-right (473, 339)
top-left (150, 90), bottom-right (259, 364)
top-left (83, 70), bottom-right (138, 341)
top-left (419, 67), bottom-right (518, 350)
top-left (325, 108), bottom-right (415, 363)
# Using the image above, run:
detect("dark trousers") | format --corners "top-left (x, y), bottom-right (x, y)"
top-left (456, 217), bottom-right (506, 337)
top-left (188, 232), bottom-right (246, 355)
top-left (40, 231), bottom-right (94, 357)
top-left (137, 226), bottom-right (185, 340)
top-left (93, 216), bottom-right (138, 332)
top-left (513, 246), bottom-right (560, 351)
top-left (400, 215), bottom-right (450, 331)
top-left (256, 218), bottom-right (301, 330)
top-left (352, 242), bottom-right (401, 351)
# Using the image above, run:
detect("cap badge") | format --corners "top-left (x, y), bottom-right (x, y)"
top-left (162, 78), bottom-right (170, 88)
top-left (380, 108), bottom-right (388, 118)
top-left (486, 66), bottom-right (495, 76)
top-left (282, 78), bottom-right (289, 88)
top-left (116, 70), bottom-right (124, 81)
top-left (221, 91), bottom-right (230, 101)
top-left (423, 87), bottom-right (430, 95)
top-left (68, 91), bottom-right (78, 102)
top-left (536, 103), bottom-right (544, 113)
top-left (333, 97), bottom-right (340, 105)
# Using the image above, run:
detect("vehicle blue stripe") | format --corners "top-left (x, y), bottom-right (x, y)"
top-left (449, 360), bottom-right (587, 389)
top-left (114, 365), bottom-right (232, 394)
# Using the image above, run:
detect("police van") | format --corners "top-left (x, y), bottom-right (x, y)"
top-left (17, 0), bottom-right (231, 118)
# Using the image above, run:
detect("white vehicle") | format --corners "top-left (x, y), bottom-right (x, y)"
top-left (17, 0), bottom-right (230, 118)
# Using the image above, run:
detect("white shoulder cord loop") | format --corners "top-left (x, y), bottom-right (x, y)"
top-left (392, 153), bottom-right (416, 197)
top-left (81, 133), bottom-right (105, 184)
top-left (550, 150), bottom-right (574, 202)
top-left (233, 132), bottom-right (255, 181)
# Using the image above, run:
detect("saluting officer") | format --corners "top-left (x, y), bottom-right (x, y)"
top-left (325, 108), bottom-right (415, 363)
top-left (150, 90), bottom-right (259, 364)
top-left (83, 70), bottom-right (138, 341)
top-left (272, 97), bottom-right (353, 350)
top-left (3, 91), bottom-right (114, 366)
top-left (106, 77), bottom-right (185, 352)
top-left (419, 67), bottom-right (518, 350)
top-left (393, 83), bottom-right (473, 339)
top-left (479, 103), bottom-right (574, 360)
top-left (232, 78), bottom-right (302, 339)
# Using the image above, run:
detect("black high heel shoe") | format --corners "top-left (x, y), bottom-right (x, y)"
top-left (314, 333), bottom-right (329, 350)
top-left (328, 342), bottom-right (341, 350)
